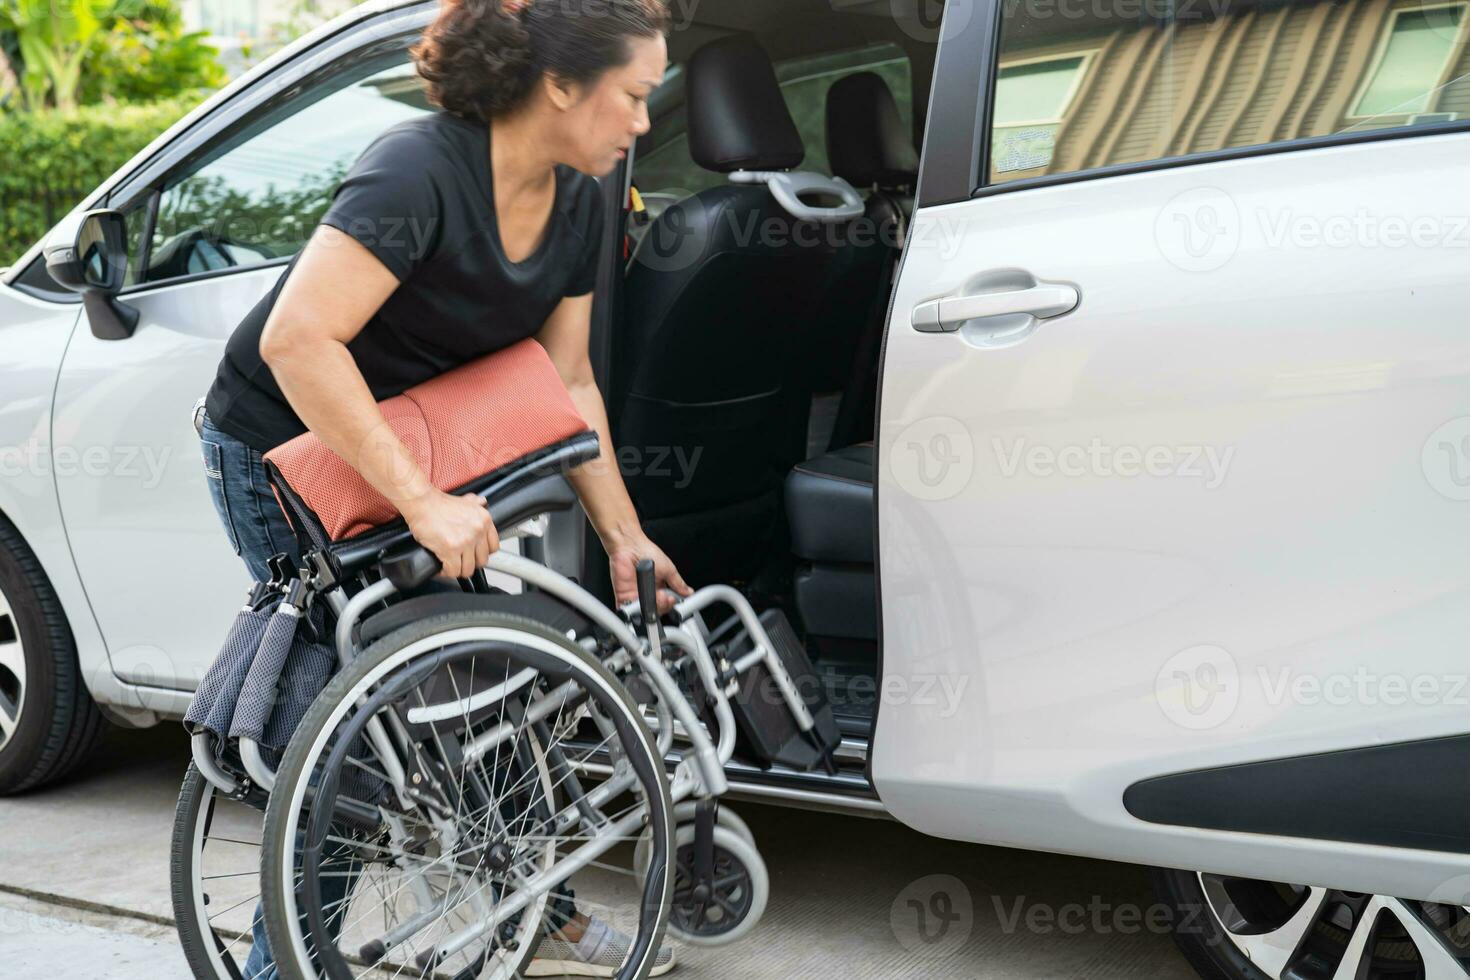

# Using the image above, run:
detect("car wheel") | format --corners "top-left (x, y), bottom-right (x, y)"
top-left (0, 515), bottom-right (107, 795)
top-left (1151, 867), bottom-right (1470, 980)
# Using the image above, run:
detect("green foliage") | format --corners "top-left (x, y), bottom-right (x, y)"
top-left (81, 15), bottom-right (226, 105)
top-left (240, 0), bottom-right (351, 70)
top-left (0, 94), bottom-right (200, 265)
top-left (1, 0), bottom-right (115, 112)
top-left (0, 0), bottom-right (222, 112)
top-left (148, 162), bottom-right (349, 274)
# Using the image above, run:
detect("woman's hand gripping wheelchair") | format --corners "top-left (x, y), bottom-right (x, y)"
top-left (178, 429), bottom-right (841, 980)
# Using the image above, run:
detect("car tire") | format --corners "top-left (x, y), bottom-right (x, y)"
top-left (1150, 866), bottom-right (1470, 980)
top-left (0, 514), bottom-right (107, 795)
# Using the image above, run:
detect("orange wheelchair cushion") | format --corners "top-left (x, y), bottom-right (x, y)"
top-left (263, 338), bottom-right (589, 542)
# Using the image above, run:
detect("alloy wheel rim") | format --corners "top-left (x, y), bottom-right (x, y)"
top-left (1197, 873), bottom-right (1470, 978)
top-left (0, 582), bottom-right (26, 752)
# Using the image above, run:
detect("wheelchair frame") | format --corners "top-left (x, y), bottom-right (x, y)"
top-left (188, 490), bottom-right (821, 973)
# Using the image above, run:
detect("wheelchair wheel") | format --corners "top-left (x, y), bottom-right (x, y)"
top-left (667, 824), bottom-right (769, 946)
top-left (170, 761), bottom-right (269, 979)
top-left (260, 609), bottom-right (674, 980)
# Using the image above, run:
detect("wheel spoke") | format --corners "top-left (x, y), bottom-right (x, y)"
top-left (1328, 895), bottom-right (1386, 980)
top-left (269, 629), bottom-right (670, 980)
top-left (1385, 898), bottom-right (1470, 980)
top-left (0, 698), bottom-right (16, 740)
top-left (0, 609), bottom-right (24, 741)
top-left (0, 629), bottom-right (23, 681)
top-left (1223, 885), bottom-right (1328, 976)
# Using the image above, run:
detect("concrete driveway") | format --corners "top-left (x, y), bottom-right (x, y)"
top-left (0, 724), bottom-right (1199, 979)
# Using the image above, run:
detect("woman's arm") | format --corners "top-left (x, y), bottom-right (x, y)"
top-left (259, 225), bottom-right (499, 579)
top-left (537, 292), bottom-right (691, 611)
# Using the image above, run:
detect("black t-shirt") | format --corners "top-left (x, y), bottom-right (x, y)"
top-left (205, 110), bottom-right (604, 452)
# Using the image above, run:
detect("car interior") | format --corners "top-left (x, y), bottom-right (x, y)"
top-left (6, 0), bottom-right (937, 779)
top-left (609, 0), bottom-right (937, 763)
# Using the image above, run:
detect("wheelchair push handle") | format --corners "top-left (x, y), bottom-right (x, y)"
top-left (636, 557), bottom-right (659, 626)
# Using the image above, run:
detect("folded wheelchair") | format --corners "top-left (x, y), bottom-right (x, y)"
top-left (171, 343), bottom-right (840, 980)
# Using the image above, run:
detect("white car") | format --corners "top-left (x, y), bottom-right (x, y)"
top-left (3, 0), bottom-right (1469, 977)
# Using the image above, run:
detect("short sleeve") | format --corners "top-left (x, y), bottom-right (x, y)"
top-left (563, 176), bottom-right (606, 297)
top-left (320, 126), bottom-right (444, 282)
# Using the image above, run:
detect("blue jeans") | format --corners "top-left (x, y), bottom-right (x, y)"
top-left (197, 407), bottom-right (303, 584)
top-left (194, 403), bottom-right (575, 976)
top-left (197, 405), bottom-right (352, 979)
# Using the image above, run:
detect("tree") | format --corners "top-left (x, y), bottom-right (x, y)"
top-left (0, 0), bottom-right (222, 112)
top-left (0, 0), bottom-right (116, 112)
top-left (80, 4), bottom-right (225, 105)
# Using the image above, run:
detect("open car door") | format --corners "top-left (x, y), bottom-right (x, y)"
top-left (873, 0), bottom-right (1470, 903)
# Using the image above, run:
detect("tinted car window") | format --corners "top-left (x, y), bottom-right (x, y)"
top-left (145, 58), bottom-right (432, 283)
top-left (989, 0), bottom-right (1469, 185)
top-left (636, 43), bottom-right (914, 200)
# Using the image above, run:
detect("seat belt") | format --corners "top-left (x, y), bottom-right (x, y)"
top-left (624, 184), bottom-right (650, 261)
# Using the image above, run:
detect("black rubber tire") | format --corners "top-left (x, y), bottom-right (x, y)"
top-left (1149, 867), bottom-right (1271, 980)
top-left (0, 513), bottom-right (107, 795)
top-left (170, 762), bottom-right (251, 980)
top-left (260, 609), bottom-right (674, 980)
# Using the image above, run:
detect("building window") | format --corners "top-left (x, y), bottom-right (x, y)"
top-left (1352, 4), bottom-right (1465, 119)
top-left (991, 53), bottom-right (1091, 174)
top-left (197, 0), bottom-right (260, 39)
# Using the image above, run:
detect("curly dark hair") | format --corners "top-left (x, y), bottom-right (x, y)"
top-left (412, 0), bottom-right (671, 122)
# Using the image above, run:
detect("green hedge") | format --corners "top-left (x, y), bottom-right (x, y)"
top-left (0, 94), bottom-right (206, 268)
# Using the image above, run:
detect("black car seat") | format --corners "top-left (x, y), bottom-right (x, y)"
top-left (785, 441), bottom-right (876, 642)
top-left (616, 36), bottom-right (852, 585)
top-left (817, 71), bottom-right (919, 451)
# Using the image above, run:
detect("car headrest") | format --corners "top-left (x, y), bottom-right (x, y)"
top-left (687, 36), bottom-right (805, 173)
top-left (825, 71), bottom-right (919, 189)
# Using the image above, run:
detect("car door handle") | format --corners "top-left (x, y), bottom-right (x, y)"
top-left (911, 282), bottom-right (1079, 333)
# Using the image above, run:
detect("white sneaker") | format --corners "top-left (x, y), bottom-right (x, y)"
top-left (523, 916), bottom-right (676, 977)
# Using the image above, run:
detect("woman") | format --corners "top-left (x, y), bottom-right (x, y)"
top-left (195, 0), bottom-right (684, 975)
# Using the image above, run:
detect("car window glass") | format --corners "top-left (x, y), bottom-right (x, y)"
top-left (122, 199), bottom-right (151, 288)
top-left (988, 0), bottom-right (1470, 185)
top-left (635, 43), bottom-right (913, 201)
top-left (145, 58), bottom-right (431, 283)
top-left (778, 43), bottom-right (913, 177)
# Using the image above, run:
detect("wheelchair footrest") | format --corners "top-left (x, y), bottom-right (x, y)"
top-left (723, 608), bottom-right (842, 772)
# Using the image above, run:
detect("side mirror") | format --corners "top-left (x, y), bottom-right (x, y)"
top-left (44, 209), bottom-right (140, 340)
